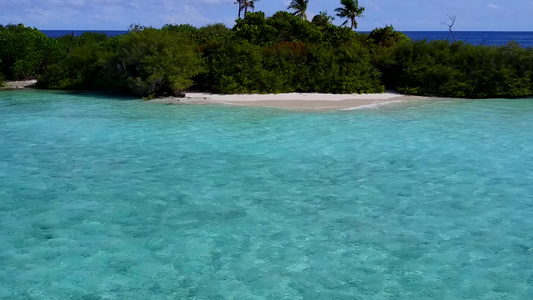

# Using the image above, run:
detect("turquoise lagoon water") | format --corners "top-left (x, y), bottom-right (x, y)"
top-left (0, 90), bottom-right (532, 299)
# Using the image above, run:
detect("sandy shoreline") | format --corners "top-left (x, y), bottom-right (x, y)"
top-left (1, 85), bottom-right (430, 110)
top-left (149, 92), bottom-right (427, 111)
top-left (1, 80), bottom-right (37, 89)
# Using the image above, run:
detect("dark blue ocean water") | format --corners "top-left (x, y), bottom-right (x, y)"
top-left (41, 30), bottom-right (533, 47)
top-left (404, 31), bottom-right (533, 47)
top-left (41, 30), bottom-right (127, 38)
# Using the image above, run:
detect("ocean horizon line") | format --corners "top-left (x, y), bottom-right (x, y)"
top-left (38, 29), bottom-right (533, 32)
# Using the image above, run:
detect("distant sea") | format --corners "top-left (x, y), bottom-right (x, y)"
top-left (403, 31), bottom-right (533, 47)
top-left (42, 30), bottom-right (127, 38)
top-left (41, 30), bottom-right (533, 47)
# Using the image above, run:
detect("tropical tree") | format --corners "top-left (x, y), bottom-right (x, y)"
top-left (235, 0), bottom-right (243, 19)
top-left (241, 0), bottom-right (259, 16)
top-left (312, 11), bottom-right (335, 27)
top-left (287, 0), bottom-right (310, 20)
top-left (335, 0), bottom-right (365, 30)
top-left (112, 28), bottom-right (204, 97)
top-left (0, 24), bottom-right (64, 80)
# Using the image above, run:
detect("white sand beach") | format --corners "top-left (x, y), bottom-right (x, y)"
top-left (2, 80), bottom-right (37, 89)
top-left (150, 92), bottom-right (426, 111)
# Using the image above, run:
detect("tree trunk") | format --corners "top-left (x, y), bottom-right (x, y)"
top-left (237, 1), bottom-right (241, 18)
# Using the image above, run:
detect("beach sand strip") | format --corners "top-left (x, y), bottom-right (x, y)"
top-left (150, 92), bottom-right (426, 111)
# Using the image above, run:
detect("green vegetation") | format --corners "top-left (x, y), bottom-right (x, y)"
top-left (0, 24), bottom-right (63, 80)
top-left (108, 27), bottom-right (203, 97)
top-left (37, 27), bottom-right (203, 98)
top-left (37, 32), bottom-right (119, 91)
top-left (375, 40), bottom-right (533, 98)
top-left (1, 0), bottom-right (532, 99)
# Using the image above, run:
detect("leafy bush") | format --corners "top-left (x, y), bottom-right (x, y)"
top-left (298, 43), bottom-right (384, 93)
top-left (375, 40), bottom-right (533, 98)
top-left (37, 43), bottom-right (112, 90)
top-left (203, 40), bottom-right (384, 94)
top-left (367, 25), bottom-right (411, 48)
top-left (163, 23), bottom-right (233, 45)
top-left (197, 23), bottom-right (234, 45)
top-left (311, 11), bottom-right (335, 28)
top-left (0, 24), bottom-right (64, 80)
top-left (38, 33), bottom-right (119, 90)
top-left (110, 28), bottom-right (204, 97)
top-left (202, 41), bottom-right (265, 93)
top-left (233, 11), bottom-right (328, 45)
top-left (40, 28), bottom-right (204, 97)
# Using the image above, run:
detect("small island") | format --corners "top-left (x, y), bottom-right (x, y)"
top-left (1, 0), bottom-right (532, 104)
top-left (1, 1), bottom-right (533, 299)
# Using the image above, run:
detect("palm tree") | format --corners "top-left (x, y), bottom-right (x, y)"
top-left (241, 0), bottom-right (259, 16)
top-left (335, 0), bottom-right (365, 30)
top-left (235, 0), bottom-right (243, 18)
top-left (288, 0), bottom-right (310, 20)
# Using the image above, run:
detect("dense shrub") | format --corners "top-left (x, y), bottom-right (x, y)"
top-left (375, 40), bottom-right (533, 98)
top-left (311, 11), bottom-right (335, 28)
top-left (367, 25), bottom-right (411, 48)
top-left (38, 33), bottom-right (119, 90)
top-left (37, 43), bottom-right (112, 90)
top-left (232, 11), bottom-right (361, 47)
top-left (39, 28), bottom-right (204, 97)
top-left (109, 28), bottom-right (204, 97)
top-left (0, 24), bottom-right (64, 80)
top-left (163, 23), bottom-right (233, 45)
top-left (203, 41), bottom-right (384, 94)
top-left (234, 12), bottom-right (324, 45)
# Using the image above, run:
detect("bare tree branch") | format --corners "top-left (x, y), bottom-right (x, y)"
top-left (441, 15), bottom-right (457, 42)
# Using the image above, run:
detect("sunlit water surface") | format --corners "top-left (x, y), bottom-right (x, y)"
top-left (1, 91), bottom-right (532, 299)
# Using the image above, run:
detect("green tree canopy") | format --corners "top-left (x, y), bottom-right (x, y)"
top-left (234, 11), bottom-right (336, 45)
top-left (311, 11), bottom-right (335, 28)
top-left (367, 25), bottom-right (411, 48)
top-left (0, 24), bottom-right (63, 80)
top-left (37, 33), bottom-right (118, 90)
top-left (112, 28), bottom-right (204, 97)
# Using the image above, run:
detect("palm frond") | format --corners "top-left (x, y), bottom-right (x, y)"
top-left (336, 0), bottom-right (364, 29)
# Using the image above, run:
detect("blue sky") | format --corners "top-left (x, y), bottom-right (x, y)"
top-left (0, 0), bottom-right (532, 31)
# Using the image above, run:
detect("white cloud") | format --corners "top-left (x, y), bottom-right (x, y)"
top-left (160, 4), bottom-right (210, 25)
top-left (488, 4), bottom-right (502, 10)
